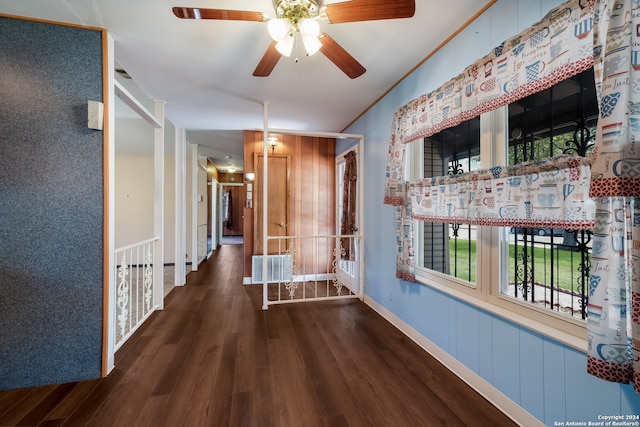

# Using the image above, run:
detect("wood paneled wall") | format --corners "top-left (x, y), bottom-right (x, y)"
top-left (243, 130), bottom-right (336, 279)
top-left (208, 159), bottom-right (219, 182)
top-left (218, 172), bottom-right (244, 183)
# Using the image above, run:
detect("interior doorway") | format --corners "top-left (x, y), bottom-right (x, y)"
top-left (221, 183), bottom-right (244, 245)
top-left (336, 147), bottom-right (360, 295)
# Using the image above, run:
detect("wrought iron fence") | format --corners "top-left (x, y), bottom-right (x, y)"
top-left (505, 229), bottom-right (591, 319)
top-left (114, 237), bottom-right (159, 350)
top-left (258, 234), bottom-right (362, 308)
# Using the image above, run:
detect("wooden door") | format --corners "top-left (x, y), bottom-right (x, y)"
top-left (254, 154), bottom-right (290, 254)
top-left (222, 186), bottom-right (244, 236)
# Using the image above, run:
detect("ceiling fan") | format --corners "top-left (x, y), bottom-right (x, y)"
top-left (172, 0), bottom-right (416, 79)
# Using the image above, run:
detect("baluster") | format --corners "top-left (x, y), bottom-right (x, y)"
top-left (117, 252), bottom-right (130, 339)
top-left (574, 229), bottom-right (592, 319)
top-left (144, 242), bottom-right (153, 313)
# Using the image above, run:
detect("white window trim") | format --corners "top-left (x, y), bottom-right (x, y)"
top-left (411, 106), bottom-right (587, 353)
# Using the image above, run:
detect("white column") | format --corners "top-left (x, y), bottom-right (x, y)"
top-left (153, 100), bottom-right (165, 309)
top-left (175, 127), bottom-right (187, 286)
top-left (262, 102), bottom-right (269, 310)
top-left (210, 178), bottom-right (219, 250)
top-left (190, 143), bottom-right (199, 271)
top-left (358, 136), bottom-right (365, 301)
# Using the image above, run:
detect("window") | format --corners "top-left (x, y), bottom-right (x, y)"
top-left (412, 69), bottom-right (598, 342)
top-left (417, 118), bottom-right (481, 285)
top-left (503, 68), bottom-right (597, 320)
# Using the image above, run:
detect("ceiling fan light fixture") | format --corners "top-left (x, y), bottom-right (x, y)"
top-left (298, 18), bottom-right (319, 38)
top-left (275, 34), bottom-right (294, 56)
top-left (298, 18), bottom-right (321, 55)
top-left (267, 18), bottom-right (292, 40)
top-left (173, 0), bottom-right (418, 78)
top-left (302, 34), bottom-right (322, 56)
top-left (273, 0), bottom-right (323, 20)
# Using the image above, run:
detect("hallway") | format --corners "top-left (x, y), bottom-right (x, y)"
top-left (0, 245), bottom-right (516, 426)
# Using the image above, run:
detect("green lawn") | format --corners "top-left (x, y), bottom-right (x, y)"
top-left (449, 238), bottom-right (586, 292)
top-left (448, 239), bottom-right (477, 283)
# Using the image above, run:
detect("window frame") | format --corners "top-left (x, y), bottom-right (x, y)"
top-left (410, 106), bottom-right (587, 351)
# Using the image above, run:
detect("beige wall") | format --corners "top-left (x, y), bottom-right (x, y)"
top-left (114, 153), bottom-right (176, 264)
top-left (115, 153), bottom-right (154, 248)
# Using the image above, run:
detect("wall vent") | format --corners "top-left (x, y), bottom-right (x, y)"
top-left (251, 254), bottom-right (292, 283)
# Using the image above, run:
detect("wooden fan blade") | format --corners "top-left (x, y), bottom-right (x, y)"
top-left (324, 0), bottom-right (415, 23)
top-left (172, 7), bottom-right (266, 21)
top-left (318, 33), bottom-right (366, 79)
top-left (253, 42), bottom-right (282, 77)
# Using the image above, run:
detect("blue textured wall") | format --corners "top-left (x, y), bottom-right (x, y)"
top-left (0, 16), bottom-right (104, 390)
top-left (342, 0), bottom-right (640, 425)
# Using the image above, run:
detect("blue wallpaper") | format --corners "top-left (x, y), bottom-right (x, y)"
top-left (0, 16), bottom-right (104, 390)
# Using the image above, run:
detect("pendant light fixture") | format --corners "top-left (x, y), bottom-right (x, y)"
top-left (266, 0), bottom-right (323, 57)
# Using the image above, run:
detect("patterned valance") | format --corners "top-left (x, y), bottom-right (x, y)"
top-left (588, 0), bottom-right (640, 196)
top-left (410, 154), bottom-right (595, 229)
top-left (384, 0), bottom-right (595, 206)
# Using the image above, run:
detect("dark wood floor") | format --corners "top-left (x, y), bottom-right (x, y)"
top-left (0, 245), bottom-right (517, 427)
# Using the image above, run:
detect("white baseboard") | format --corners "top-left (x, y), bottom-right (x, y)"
top-left (106, 356), bottom-right (115, 377)
top-left (364, 295), bottom-right (544, 427)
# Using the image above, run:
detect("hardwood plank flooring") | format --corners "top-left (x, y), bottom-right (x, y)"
top-left (0, 245), bottom-right (518, 426)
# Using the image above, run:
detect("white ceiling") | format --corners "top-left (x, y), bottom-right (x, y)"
top-left (0, 0), bottom-right (491, 171)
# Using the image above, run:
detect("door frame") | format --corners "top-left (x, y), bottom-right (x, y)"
top-left (335, 145), bottom-right (360, 295)
top-left (208, 177), bottom-right (223, 252)
top-left (220, 182), bottom-right (244, 243)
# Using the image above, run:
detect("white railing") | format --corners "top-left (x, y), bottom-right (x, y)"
top-left (260, 234), bottom-right (362, 308)
top-left (113, 237), bottom-right (160, 350)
